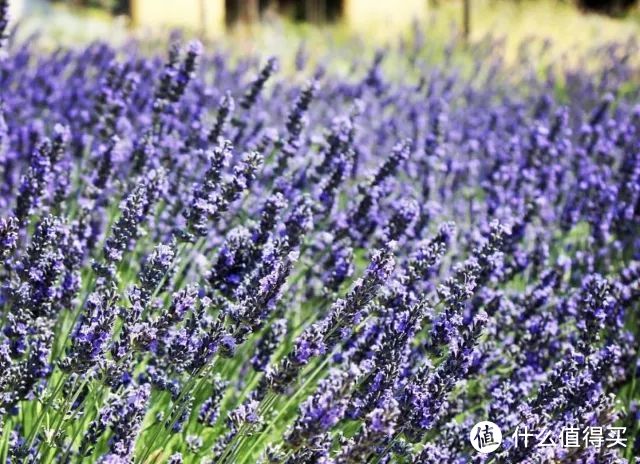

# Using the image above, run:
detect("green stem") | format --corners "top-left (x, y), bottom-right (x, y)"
top-left (22, 372), bottom-right (68, 452)
top-left (39, 375), bottom-right (88, 458)
top-left (137, 358), bottom-right (217, 464)
top-left (238, 354), bottom-right (333, 463)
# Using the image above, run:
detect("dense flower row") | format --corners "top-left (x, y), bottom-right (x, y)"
top-left (0, 8), bottom-right (639, 464)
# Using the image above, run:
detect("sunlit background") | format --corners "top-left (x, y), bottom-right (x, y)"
top-left (5, 0), bottom-right (640, 54)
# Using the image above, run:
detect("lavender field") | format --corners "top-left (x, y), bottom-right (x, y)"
top-left (0, 1), bottom-right (639, 462)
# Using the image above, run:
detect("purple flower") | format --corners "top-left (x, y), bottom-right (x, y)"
top-left (99, 168), bottom-right (165, 275)
top-left (14, 139), bottom-right (52, 224)
top-left (286, 368), bottom-right (352, 447)
top-left (208, 91), bottom-right (235, 144)
top-left (81, 383), bottom-right (150, 459)
top-left (239, 57), bottom-right (278, 111)
top-left (139, 242), bottom-right (176, 300)
top-left (0, 216), bottom-right (18, 260)
top-left (0, 0), bottom-right (8, 54)
top-left (60, 286), bottom-right (118, 374)
top-left (198, 376), bottom-right (228, 427)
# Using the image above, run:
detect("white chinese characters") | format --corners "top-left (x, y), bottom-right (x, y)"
top-left (510, 425), bottom-right (626, 450)
top-left (470, 421), bottom-right (503, 453)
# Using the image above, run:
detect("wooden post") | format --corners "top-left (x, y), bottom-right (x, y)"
top-left (462, 0), bottom-right (470, 44)
top-left (240, 0), bottom-right (259, 23)
top-left (305, 0), bottom-right (326, 23)
top-left (199, 0), bottom-right (207, 35)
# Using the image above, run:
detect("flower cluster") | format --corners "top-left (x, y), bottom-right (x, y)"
top-left (0, 16), bottom-right (638, 464)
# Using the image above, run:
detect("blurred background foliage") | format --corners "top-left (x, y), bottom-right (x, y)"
top-left (5, 0), bottom-right (640, 64)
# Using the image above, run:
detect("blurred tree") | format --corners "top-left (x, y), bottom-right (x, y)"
top-left (577, 0), bottom-right (637, 15)
top-left (269, 0), bottom-right (341, 23)
top-left (50, 0), bottom-right (129, 14)
top-left (226, 0), bottom-right (259, 25)
top-left (463, 0), bottom-right (470, 43)
top-left (305, 0), bottom-right (325, 23)
top-left (240, 0), bottom-right (258, 22)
